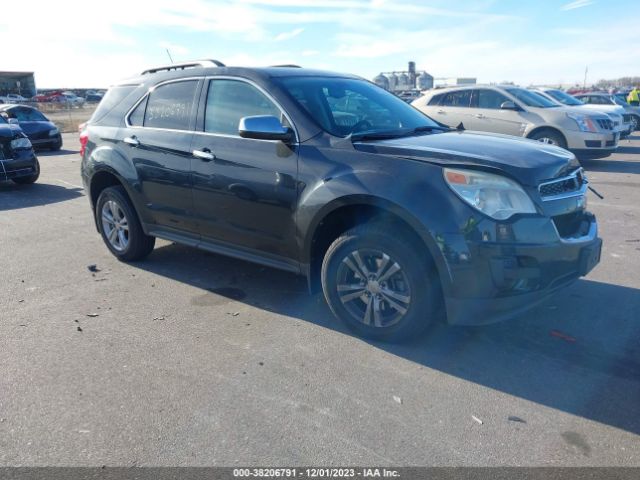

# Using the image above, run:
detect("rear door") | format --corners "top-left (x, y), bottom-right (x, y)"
top-left (189, 77), bottom-right (299, 263)
top-left (432, 90), bottom-right (473, 128)
top-left (468, 88), bottom-right (526, 136)
top-left (122, 78), bottom-right (202, 234)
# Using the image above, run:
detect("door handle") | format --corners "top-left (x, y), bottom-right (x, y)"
top-left (123, 136), bottom-right (140, 147)
top-left (193, 148), bottom-right (215, 162)
top-left (437, 109), bottom-right (445, 114)
top-left (475, 114), bottom-right (485, 119)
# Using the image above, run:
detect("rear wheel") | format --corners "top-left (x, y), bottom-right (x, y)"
top-left (321, 223), bottom-right (441, 342)
top-left (96, 186), bottom-right (155, 261)
top-left (12, 159), bottom-right (40, 184)
top-left (529, 129), bottom-right (567, 149)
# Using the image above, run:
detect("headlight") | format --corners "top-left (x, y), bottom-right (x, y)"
top-left (48, 128), bottom-right (59, 136)
top-left (10, 137), bottom-right (32, 149)
top-left (567, 113), bottom-right (597, 132)
top-left (443, 168), bottom-right (537, 220)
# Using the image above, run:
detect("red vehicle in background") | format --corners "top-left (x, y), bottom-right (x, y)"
top-left (32, 91), bottom-right (63, 102)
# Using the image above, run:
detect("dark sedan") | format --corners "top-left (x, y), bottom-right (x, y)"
top-left (0, 104), bottom-right (62, 150)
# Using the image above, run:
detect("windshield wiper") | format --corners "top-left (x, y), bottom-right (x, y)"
top-left (350, 131), bottom-right (407, 141)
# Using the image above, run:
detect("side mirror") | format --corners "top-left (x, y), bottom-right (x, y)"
top-left (8, 118), bottom-right (19, 125)
top-left (238, 115), bottom-right (293, 142)
top-left (500, 101), bottom-right (518, 110)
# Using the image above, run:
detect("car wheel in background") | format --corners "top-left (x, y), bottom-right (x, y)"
top-left (12, 159), bottom-right (40, 185)
top-left (529, 129), bottom-right (567, 149)
top-left (96, 186), bottom-right (155, 261)
top-left (321, 222), bottom-right (441, 342)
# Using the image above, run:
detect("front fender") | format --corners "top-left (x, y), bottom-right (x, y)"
top-left (297, 167), bottom-right (459, 295)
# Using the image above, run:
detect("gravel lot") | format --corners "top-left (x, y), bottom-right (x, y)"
top-left (1, 133), bottom-right (639, 466)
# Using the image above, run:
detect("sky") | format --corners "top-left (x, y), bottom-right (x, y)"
top-left (0, 0), bottom-right (636, 88)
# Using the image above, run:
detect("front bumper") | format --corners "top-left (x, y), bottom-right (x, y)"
top-left (442, 212), bottom-right (601, 326)
top-left (0, 149), bottom-right (38, 181)
top-left (566, 130), bottom-right (618, 157)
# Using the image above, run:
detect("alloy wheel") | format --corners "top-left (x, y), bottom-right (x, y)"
top-left (336, 248), bottom-right (411, 328)
top-left (101, 200), bottom-right (129, 252)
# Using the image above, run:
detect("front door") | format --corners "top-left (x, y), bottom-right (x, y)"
top-left (468, 88), bottom-right (527, 137)
top-left (190, 78), bottom-right (299, 261)
top-left (122, 78), bottom-right (202, 234)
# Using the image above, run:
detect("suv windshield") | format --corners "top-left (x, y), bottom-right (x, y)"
top-left (505, 87), bottom-right (559, 108)
top-left (277, 76), bottom-right (441, 138)
top-left (544, 89), bottom-right (582, 106)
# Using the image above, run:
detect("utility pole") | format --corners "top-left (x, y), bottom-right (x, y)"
top-left (582, 66), bottom-right (588, 91)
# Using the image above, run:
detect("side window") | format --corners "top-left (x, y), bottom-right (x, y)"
top-left (205, 79), bottom-right (281, 136)
top-left (591, 96), bottom-right (607, 105)
top-left (143, 80), bottom-right (198, 130)
top-left (475, 89), bottom-right (510, 109)
top-left (428, 93), bottom-right (444, 106)
top-left (441, 90), bottom-right (471, 108)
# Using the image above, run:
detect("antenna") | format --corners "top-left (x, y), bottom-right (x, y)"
top-left (166, 48), bottom-right (174, 64)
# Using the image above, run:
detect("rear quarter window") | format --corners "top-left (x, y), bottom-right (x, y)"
top-left (427, 93), bottom-right (444, 106)
top-left (90, 85), bottom-right (140, 124)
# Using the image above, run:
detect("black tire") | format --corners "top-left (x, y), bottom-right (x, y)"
top-left (12, 159), bottom-right (40, 184)
top-left (321, 223), bottom-right (441, 342)
top-left (631, 115), bottom-right (639, 131)
top-left (96, 185), bottom-right (155, 261)
top-left (529, 129), bottom-right (567, 149)
top-left (50, 140), bottom-right (62, 151)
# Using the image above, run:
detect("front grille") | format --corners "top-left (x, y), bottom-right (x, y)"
top-left (605, 139), bottom-right (617, 147)
top-left (596, 118), bottom-right (613, 130)
top-left (539, 168), bottom-right (585, 198)
top-left (623, 114), bottom-right (632, 123)
top-left (585, 140), bottom-right (601, 148)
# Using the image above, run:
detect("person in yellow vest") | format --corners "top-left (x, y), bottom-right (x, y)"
top-left (628, 87), bottom-right (640, 106)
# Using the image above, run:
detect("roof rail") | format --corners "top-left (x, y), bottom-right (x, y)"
top-left (270, 64), bottom-right (302, 68)
top-left (141, 59), bottom-right (225, 75)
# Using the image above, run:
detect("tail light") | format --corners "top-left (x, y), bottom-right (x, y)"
top-left (79, 130), bottom-right (89, 157)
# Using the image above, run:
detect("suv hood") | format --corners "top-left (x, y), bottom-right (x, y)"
top-left (578, 104), bottom-right (626, 115)
top-left (0, 124), bottom-right (24, 141)
top-left (529, 104), bottom-right (608, 121)
top-left (354, 130), bottom-right (579, 186)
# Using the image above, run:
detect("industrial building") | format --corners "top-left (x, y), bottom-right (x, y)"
top-left (0, 71), bottom-right (36, 97)
top-left (374, 62), bottom-right (434, 93)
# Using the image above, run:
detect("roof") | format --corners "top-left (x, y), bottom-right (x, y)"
top-left (0, 71), bottom-right (34, 77)
top-left (117, 65), bottom-right (361, 87)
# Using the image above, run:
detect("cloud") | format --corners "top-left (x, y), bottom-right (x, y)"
top-left (561, 0), bottom-right (595, 11)
top-left (274, 27), bottom-right (304, 41)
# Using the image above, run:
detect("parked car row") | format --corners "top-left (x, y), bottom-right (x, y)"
top-left (411, 85), bottom-right (636, 159)
top-left (0, 90), bottom-right (106, 105)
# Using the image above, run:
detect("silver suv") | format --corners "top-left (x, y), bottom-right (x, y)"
top-left (532, 88), bottom-right (632, 138)
top-left (413, 85), bottom-right (619, 159)
top-left (573, 93), bottom-right (640, 132)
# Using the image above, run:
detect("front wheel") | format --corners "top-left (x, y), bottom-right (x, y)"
top-left (12, 159), bottom-right (40, 184)
top-left (529, 129), bottom-right (567, 149)
top-left (321, 223), bottom-right (441, 342)
top-left (96, 186), bottom-right (155, 261)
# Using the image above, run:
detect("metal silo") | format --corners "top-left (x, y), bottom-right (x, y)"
top-left (398, 73), bottom-right (409, 89)
top-left (373, 73), bottom-right (390, 90)
top-left (418, 71), bottom-right (434, 90)
top-left (388, 74), bottom-right (398, 91)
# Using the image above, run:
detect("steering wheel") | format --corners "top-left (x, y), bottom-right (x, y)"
top-left (351, 119), bottom-right (373, 134)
